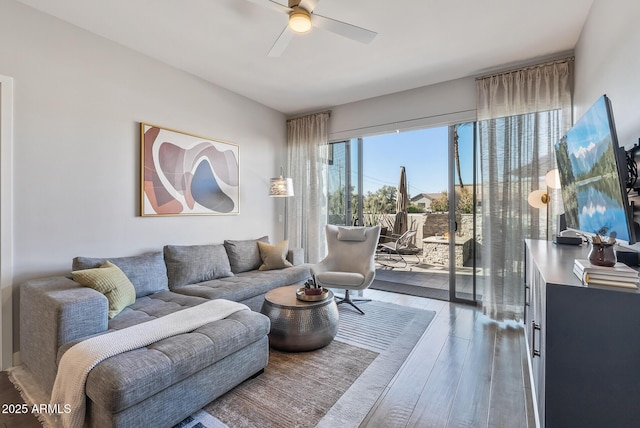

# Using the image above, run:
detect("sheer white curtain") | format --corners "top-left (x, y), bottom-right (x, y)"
top-left (476, 59), bottom-right (573, 320)
top-left (286, 112), bottom-right (330, 263)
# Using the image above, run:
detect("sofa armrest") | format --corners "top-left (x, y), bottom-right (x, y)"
top-left (287, 248), bottom-right (304, 266)
top-left (20, 276), bottom-right (108, 393)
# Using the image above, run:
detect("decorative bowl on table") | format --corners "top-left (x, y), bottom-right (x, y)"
top-left (304, 287), bottom-right (323, 295)
top-left (296, 287), bottom-right (329, 302)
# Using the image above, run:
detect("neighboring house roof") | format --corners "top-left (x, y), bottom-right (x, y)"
top-left (425, 192), bottom-right (444, 200)
top-left (412, 186), bottom-right (482, 203)
top-left (411, 193), bottom-right (439, 202)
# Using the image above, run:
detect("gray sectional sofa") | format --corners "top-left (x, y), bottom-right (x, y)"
top-left (20, 237), bottom-right (311, 428)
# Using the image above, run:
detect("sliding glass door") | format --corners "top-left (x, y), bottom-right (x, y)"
top-left (327, 125), bottom-right (480, 305)
top-left (327, 139), bottom-right (362, 226)
top-left (449, 123), bottom-right (478, 304)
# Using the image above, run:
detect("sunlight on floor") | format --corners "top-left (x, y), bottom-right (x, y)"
top-left (374, 259), bottom-right (485, 298)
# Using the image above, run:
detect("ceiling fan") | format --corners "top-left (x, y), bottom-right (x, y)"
top-left (246, 0), bottom-right (377, 57)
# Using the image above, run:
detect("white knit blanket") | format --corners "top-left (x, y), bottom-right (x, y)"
top-left (50, 299), bottom-right (249, 428)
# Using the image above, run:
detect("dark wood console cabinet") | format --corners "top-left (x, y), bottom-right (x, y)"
top-left (524, 239), bottom-right (640, 428)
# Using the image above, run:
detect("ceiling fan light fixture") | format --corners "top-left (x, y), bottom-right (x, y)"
top-left (289, 7), bottom-right (312, 33)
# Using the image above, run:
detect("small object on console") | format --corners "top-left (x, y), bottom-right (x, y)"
top-left (554, 236), bottom-right (583, 246)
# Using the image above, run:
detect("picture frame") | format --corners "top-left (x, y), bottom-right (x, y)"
top-left (140, 123), bottom-right (239, 216)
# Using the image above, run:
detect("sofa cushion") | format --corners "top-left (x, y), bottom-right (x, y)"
top-left (258, 240), bottom-right (293, 271)
top-left (72, 261), bottom-right (136, 319)
top-left (56, 291), bottom-right (210, 355)
top-left (164, 244), bottom-right (233, 289)
top-left (224, 236), bottom-right (270, 273)
top-left (80, 309), bottom-right (270, 413)
top-left (108, 291), bottom-right (209, 330)
top-left (73, 252), bottom-right (168, 298)
top-left (172, 264), bottom-right (312, 303)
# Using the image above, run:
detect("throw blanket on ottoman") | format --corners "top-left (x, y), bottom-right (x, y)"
top-left (50, 299), bottom-right (249, 428)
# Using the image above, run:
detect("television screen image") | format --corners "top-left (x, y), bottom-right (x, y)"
top-left (554, 95), bottom-right (635, 244)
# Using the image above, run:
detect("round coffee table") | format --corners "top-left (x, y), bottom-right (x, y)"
top-left (260, 285), bottom-right (339, 352)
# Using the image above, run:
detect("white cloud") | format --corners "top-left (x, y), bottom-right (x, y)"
top-left (574, 142), bottom-right (596, 159)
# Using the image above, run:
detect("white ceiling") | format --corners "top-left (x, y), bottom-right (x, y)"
top-left (17, 0), bottom-right (594, 115)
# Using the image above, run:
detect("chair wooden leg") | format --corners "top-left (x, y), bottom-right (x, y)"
top-left (335, 289), bottom-right (370, 315)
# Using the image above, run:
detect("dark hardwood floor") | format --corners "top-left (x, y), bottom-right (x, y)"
top-left (362, 288), bottom-right (535, 428)
top-left (1, 289), bottom-right (535, 428)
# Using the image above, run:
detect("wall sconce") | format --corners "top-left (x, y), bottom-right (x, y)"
top-left (269, 167), bottom-right (294, 197)
top-left (528, 169), bottom-right (560, 208)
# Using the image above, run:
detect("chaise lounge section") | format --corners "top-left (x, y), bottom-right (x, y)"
top-left (20, 237), bottom-right (311, 427)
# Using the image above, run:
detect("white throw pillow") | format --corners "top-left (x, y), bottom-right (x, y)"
top-left (337, 227), bottom-right (367, 241)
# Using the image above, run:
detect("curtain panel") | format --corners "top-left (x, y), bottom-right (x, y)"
top-left (476, 60), bottom-right (573, 129)
top-left (476, 59), bottom-right (573, 320)
top-left (286, 112), bottom-right (330, 263)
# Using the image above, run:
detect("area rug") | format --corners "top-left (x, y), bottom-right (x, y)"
top-left (7, 364), bottom-right (227, 428)
top-left (173, 410), bottom-right (227, 428)
top-left (8, 301), bottom-right (435, 428)
top-left (205, 300), bottom-right (435, 428)
top-left (370, 278), bottom-right (479, 302)
top-left (7, 365), bottom-right (55, 427)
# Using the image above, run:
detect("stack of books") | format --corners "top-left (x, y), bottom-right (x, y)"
top-left (573, 259), bottom-right (639, 289)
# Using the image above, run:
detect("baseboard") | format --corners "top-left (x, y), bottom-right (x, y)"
top-left (13, 350), bottom-right (21, 367)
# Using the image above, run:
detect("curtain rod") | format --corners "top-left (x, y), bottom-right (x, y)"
top-left (286, 110), bottom-right (332, 122)
top-left (476, 56), bottom-right (575, 81)
top-left (328, 108), bottom-right (476, 141)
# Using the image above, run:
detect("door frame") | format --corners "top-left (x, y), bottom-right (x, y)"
top-left (448, 123), bottom-right (478, 305)
top-left (0, 74), bottom-right (14, 369)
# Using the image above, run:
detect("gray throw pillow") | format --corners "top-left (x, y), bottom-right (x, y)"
top-left (224, 236), bottom-right (269, 273)
top-left (164, 244), bottom-right (233, 289)
top-left (73, 252), bottom-right (168, 298)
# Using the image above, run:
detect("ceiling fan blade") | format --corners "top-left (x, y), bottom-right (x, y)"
top-left (312, 13), bottom-right (377, 44)
top-left (298, 0), bottom-right (320, 13)
top-left (268, 25), bottom-right (295, 57)
top-left (245, 0), bottom-right (292, 15)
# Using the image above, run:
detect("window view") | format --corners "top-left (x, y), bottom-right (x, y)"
top-left (329, 127), bottom-right (474, 223)
top-left (327, 124), bottom-right (479, 303)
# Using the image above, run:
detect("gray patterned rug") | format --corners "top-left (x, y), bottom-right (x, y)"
top-left (204, 300), bottom-right (436, 428)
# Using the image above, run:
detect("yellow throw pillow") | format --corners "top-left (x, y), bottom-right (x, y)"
top-left (72, 261), bottom-right (136, 319)
top-left (257, 240), bottom-right (293, 271)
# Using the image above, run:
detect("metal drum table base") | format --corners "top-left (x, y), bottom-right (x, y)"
top-left (261, 285), bottom-right (339, 352)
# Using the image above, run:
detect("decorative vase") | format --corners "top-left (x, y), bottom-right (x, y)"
top-left (588, 243), bottom-right (617, 267)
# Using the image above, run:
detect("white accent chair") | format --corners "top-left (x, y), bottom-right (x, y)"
top-left (312, 225), bottom-right (381, 314)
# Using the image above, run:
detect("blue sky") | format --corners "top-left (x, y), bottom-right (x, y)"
top-left (361, 125), bottom-right (474, 196)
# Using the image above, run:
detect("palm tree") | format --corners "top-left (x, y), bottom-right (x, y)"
top-left (453, 124), bottom-right (465, 189)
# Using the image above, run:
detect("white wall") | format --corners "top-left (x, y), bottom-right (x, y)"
top-left (574, 0), bottom-right (640, 251)
top-left (328, 77), bottom-right (477, 141)
top-left (574, 0), bottom-right (640, 148)
top-left (0, 0), bottom-right (286, 355)
top-left (0, 75), bottom-right (14, 369)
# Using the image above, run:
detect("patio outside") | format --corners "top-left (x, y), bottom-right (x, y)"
top-left (372, 211), bottom-right (482, 302)
top-left (328, 125), bottom-right (480, 302)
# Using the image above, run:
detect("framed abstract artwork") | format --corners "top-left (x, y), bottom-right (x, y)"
top-left (140, 123), bottom-right (239, 216)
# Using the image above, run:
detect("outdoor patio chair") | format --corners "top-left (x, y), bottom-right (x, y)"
top-left (376, 229), bottom-right (421, 269)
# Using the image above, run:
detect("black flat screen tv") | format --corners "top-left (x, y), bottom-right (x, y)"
top-left (554, 95), bottom-right (636, 244)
